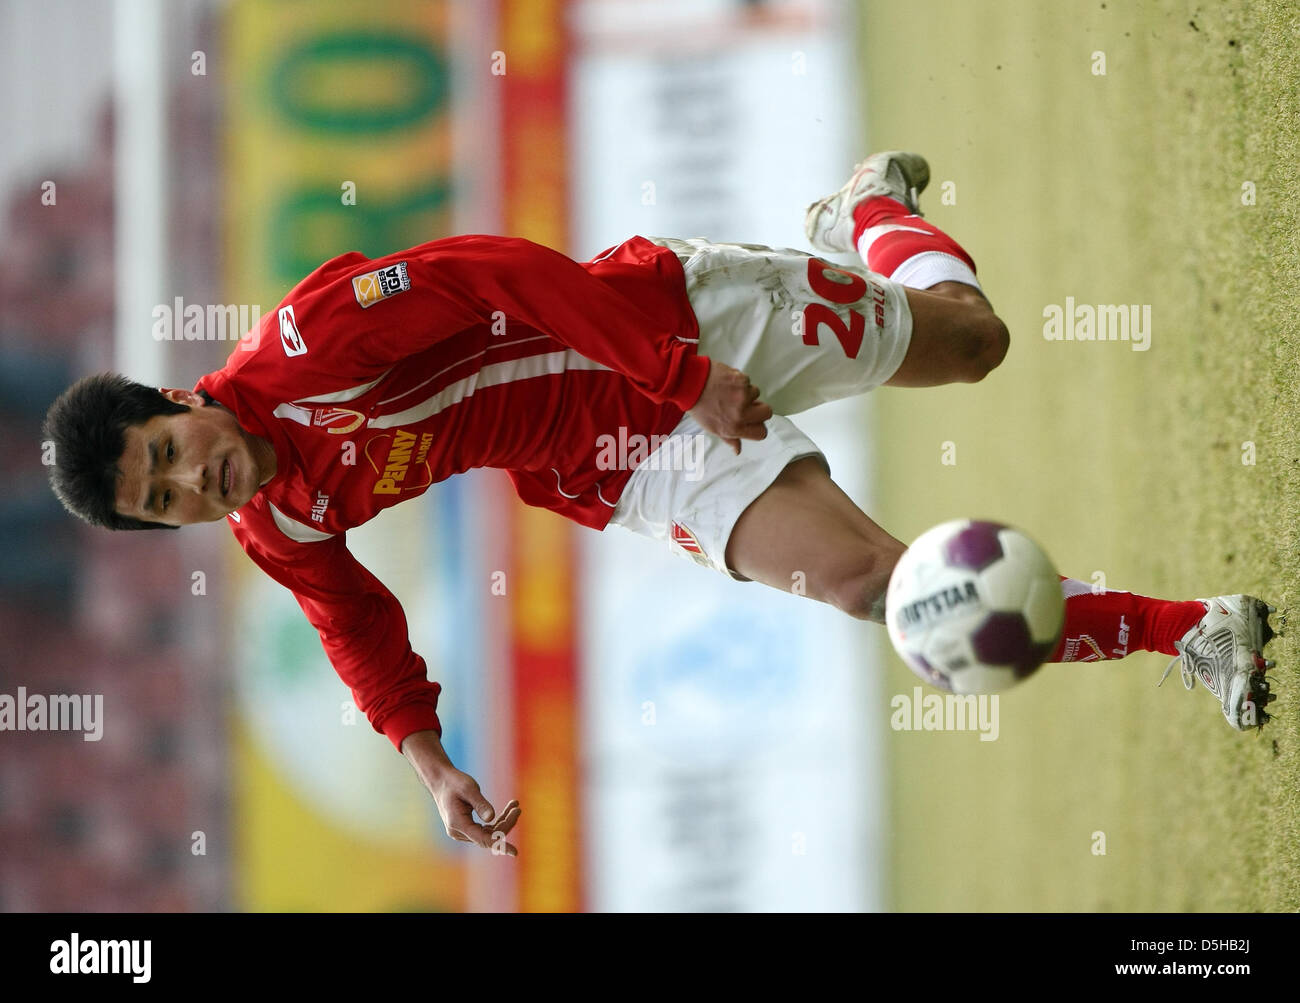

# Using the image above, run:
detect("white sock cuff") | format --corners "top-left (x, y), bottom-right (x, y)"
top-left (888, 250), bottom-right (982, 292)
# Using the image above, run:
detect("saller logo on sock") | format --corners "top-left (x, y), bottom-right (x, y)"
top-left (353, 261), bottom-right (411, 308)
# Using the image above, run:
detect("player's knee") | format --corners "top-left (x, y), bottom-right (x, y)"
top-left (960, 311), bottom-right (1009, 382)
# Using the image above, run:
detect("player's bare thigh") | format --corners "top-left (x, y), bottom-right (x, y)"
top-left (724, 455), bottom-right (906, 622)
top-left (887, 281), bottom-right (1010, 387)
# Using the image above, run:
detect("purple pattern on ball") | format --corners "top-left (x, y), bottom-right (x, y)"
top-left (971, 611), bottom-right (1033, 667)
top-left (1015, 619), bottom-right (1065, 679)
top-left (1017, 639), bottom-right (1056, 679)
top-left (910, 653), bottom-right (954, 692)
top-left (942, 520), bottom-right (1007, 573)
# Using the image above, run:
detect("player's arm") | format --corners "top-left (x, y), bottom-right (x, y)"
top-left (393, 235), bottom-right (772, 448)
top-left (295, 235), bottom-right (767, 450)
top-left (232, 515), bottom-right (521, 853)
top-left (401, 729), bottom-right (520, 855)
top-left (349, 235), bottom-right (711, 409)
top-left (235, 527), bottom-right (442, 743)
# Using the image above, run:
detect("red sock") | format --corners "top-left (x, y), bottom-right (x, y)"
top-left (1051, 576), bottom-right (1206, 662)
top-left (851, 196), bottom-right (978, 279)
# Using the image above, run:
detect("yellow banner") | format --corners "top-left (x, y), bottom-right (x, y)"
top-left (224, 0), bottom-right (463, 912)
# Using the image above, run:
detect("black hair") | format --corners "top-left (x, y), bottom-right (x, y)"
top-left (42, 372), bottom-right (194, 531)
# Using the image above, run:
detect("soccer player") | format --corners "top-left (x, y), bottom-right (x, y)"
top-left (42, 152), bottom-right (1278, 858)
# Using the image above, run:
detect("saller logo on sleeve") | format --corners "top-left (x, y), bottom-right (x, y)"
top-left (352, 261), bottom-right (411, 308)
top-left (278, 304), bottom-right (307, 357)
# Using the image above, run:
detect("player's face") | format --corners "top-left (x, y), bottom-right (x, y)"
top-left (113, 389), bottom-right (273, 526)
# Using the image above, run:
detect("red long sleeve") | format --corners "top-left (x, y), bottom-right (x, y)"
top-left (273, 234), bottom-right (709, 413)
top-left (228, 494), bottom-right (442, 751)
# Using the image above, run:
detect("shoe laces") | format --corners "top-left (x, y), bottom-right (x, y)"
top-left (1158, 640), bottom-right (1197, 691)
top-left (1159, 625), bottom-right (1237, 698)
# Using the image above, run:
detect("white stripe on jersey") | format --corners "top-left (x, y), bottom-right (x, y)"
top-left (377, 335), bottom-right (555, 408)
top-left (269, 502), bottom-right (335, 543)
top-left (272, 402), bottom-right (313, 426)
top-left (300, 371), bottom-right (391, 403)
top-left (271, 373), bottom-right (395, 426)
top-left (367, 350), bottom-right (608, 429)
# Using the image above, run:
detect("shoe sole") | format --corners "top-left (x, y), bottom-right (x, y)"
top-left (1240, 596), bottom-right (1279, 729)
top-left (845, 151), bottom-right (932, 213)
top-left (884, 152), bottom-right (931, 209)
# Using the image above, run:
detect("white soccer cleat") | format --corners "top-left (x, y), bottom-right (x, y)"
top-left (1158, 594), bottom-right (1280, 731)
top-left (803, 151), bottom-right (931, 254)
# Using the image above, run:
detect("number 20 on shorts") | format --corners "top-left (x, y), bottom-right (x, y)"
top-left (802, 258), bottom-right (887, 360)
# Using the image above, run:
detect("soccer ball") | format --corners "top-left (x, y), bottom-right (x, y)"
top-left (885, 519), bottom-right (1065, 694)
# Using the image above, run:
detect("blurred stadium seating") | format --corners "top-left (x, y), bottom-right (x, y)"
top-left (0, 0), bottom-right (229, 911)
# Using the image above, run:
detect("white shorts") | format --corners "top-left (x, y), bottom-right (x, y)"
top-left (607, 237), bottom-right (913, 579)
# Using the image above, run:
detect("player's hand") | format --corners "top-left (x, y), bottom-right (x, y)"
top-left (688, 358), bottom-right (772, 455)
top-left (433, 771), bottom-right (521, 857)
top-left (401, 729), bottom-right (521, 856)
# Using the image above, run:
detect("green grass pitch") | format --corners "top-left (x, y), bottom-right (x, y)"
top-left (861, 0), bottom-right (1299, 910)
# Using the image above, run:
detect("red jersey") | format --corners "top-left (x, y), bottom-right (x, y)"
top-left (197, 234), bottom-right (708, 752)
